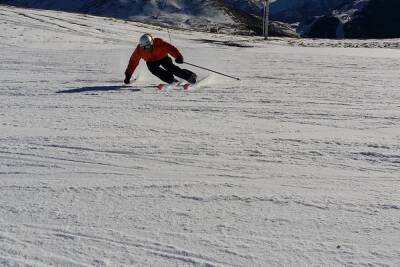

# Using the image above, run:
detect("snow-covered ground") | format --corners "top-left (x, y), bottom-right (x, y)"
top-left (1, 5), bottom-right (400, 266)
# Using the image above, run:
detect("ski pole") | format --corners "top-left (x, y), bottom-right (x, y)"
top-left (184, 62), bottom-right (240, 81)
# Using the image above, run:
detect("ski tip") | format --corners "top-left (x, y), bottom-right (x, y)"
top-left (157, 84), bottom-right (165, 91)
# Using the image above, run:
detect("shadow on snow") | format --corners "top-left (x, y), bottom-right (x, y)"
top-left (57, 85), bottom-right (140, 94)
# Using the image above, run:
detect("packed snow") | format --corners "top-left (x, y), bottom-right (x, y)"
top-left (1, 5), bottom-right (400, 266)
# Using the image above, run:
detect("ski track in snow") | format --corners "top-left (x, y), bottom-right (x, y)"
top-left (1, 5), bottom-right (400, 267)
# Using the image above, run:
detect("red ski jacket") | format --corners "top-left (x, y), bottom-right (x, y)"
top-left (125, 38), bottom-right (183, 78)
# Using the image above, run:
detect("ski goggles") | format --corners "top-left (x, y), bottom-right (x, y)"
top-left (142, 44), bottom-right (152, 50)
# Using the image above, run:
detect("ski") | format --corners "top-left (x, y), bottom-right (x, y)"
top-left (156, 76), bottom-right (208, 92)
top-left (157, 83), bottom-right (178, 92)
top-left (182, 83), bottom-right (196, 91)
top-left (182, 75), bottom-right (210, 91)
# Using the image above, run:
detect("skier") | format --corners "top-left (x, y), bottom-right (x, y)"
top-left (124, 33), bottom-right (197, 88)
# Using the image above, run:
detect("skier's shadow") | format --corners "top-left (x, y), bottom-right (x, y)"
top-left (57, 85), bottom-right (140, 94)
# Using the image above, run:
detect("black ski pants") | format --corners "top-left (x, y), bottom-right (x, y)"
top-left (147, 56), bottom-right (195, 84)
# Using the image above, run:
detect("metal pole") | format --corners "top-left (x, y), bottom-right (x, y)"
top-left (264, 0), bottom-right (270, 40)
top-left (160, 0), bottom-right (172, 43)
top-left (167, 28), bottom-right (172, 43)
top-left (262, 1), bottom-right (266, 37)
top-left (184, 62), bottom-right (240, 81)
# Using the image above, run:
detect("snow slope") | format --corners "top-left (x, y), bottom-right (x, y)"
top-left (1, 5), bottom-right (400, 266)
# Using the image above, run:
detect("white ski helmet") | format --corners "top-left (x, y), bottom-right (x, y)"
top-left (139, 33), bottom-right (154, 50)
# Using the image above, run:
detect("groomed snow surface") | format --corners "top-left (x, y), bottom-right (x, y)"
top-left (1, 5), bottom-right (400, 267)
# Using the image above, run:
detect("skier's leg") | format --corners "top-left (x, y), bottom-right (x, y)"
top-left (147, 60), bottom-right (175, 84)
top-left (160, 57), bottom-right (197, 83)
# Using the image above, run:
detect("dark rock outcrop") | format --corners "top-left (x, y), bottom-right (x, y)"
top-left (268, 21), bottom-right (300, 38)
top-left (270, 0), bottom-right (347, 24)
top-left (307, 15), bottom-right (340, 38)
top-left (343, 0), bottom-right (400, 38)
top-left (305, 0), bottom-right (400, 39)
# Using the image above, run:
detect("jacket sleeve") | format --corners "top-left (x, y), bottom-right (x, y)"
top-left (161, 39), bottom-right (183, 59)
top-left (125, 46), bottom-right (141, 78)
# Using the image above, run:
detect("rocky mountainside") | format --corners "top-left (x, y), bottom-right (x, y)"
top-left (5, 0), bottom-right (396, 39)
top-left (223, 0), bottom-right (263, 15)
top-left (305, 0), bottom-right (400, 38)
top-left (269, 0), bottom-right (347, 23)
top-left (0, 0), bottom-right (298, 37)
top-left (0, 0), bottom-right (232, 25)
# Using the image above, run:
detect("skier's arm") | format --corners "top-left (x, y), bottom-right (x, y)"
top-left (124, 46), bottom-right (141, 83)
top-left (162, 40), bottom-right (183, 62)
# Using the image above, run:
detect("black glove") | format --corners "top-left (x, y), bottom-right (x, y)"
top-left (124, 74), bottom-right (131, 84)
top-left (175, 56), bottom-right (184, 64)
